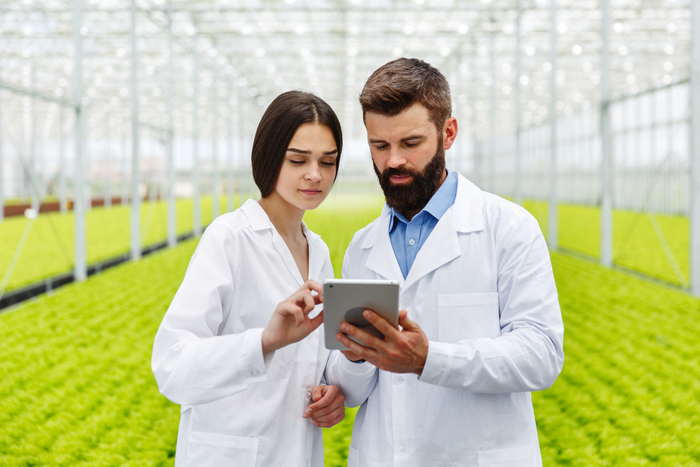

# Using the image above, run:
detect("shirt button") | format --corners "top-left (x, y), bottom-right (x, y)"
top-left (408, 238), bottom-right (415, 246)
top-left (250, 369), bottom-right (259, 376)
top-left (394, 375), bottom-right (404, 385)
top-left (397, 445), bottom-right (406, 455)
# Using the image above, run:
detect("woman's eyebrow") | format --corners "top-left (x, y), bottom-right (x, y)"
top-left (286, 148), bottom-right (338, 156)
top-left (286, 148), bottom-right (311, 154)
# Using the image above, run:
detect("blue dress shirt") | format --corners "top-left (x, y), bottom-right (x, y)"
top-left (389, 170), bottom-right (458, 279)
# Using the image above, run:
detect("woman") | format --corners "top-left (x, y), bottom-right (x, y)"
top-left (152, 91), bottom-right (345, 467)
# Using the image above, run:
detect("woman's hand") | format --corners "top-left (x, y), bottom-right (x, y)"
top-left (261, 280), bottom-right (324, 355)
top-left (303, 385), bottom-right (346, 428)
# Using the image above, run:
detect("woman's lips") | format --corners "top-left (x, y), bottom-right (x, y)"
top-left (299, 189), bottom-right (322, 196)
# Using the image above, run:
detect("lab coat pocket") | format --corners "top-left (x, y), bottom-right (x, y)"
top-left (347, 445), bottom-right (359, 467)
top-left (477, 442), bottom-right (535, 466)
top-left (437, 293), bottom-right (500, 343)
top-left (185, 430), bottom-right (259, 466)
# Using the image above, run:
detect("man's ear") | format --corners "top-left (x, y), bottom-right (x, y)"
top-left (442, 117), bottom-right (458, 150)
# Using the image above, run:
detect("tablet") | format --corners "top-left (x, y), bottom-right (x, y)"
top-left (323, 279), bottom-right (400, 351)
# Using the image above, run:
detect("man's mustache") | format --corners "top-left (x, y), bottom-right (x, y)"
top-left (383, 167), bottom-right (417, 180)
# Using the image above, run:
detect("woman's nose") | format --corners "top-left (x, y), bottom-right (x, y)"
top-left (305, 163), bottom-right (322, 182)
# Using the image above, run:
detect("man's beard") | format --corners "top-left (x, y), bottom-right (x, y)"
top-left (373, 144), bottom-right (446, 216)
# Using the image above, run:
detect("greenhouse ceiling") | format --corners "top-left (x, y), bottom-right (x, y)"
top-left (0, 0), bottom-right (692, 141)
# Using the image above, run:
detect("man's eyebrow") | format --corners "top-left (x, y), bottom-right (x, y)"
top-left (401, 135), bottom-right (426, 143)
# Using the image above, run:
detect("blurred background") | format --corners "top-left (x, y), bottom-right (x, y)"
top-left (1, 0), bottom-right (699, 466)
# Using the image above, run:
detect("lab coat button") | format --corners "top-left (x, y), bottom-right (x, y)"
top-left (394, 375), bottom-right (404, 385)
top-left (306, 389), bottom-right (312, 399)
top-left (250, 369), bottom-right (258, 376)
top-left (397, 445), bottom-right (406, 455)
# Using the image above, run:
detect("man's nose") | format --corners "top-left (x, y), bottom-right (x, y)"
top-left (386, 148), bottom-right (407, 168)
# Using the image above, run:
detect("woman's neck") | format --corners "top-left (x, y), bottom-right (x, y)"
top-left (257, 194), bottom-right (305, 242)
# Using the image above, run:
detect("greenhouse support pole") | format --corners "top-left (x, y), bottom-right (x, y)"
top-left (212, 64), bottom-right (220, 220)
top-left (59, 104), bottom-right (67, 214)
top-left (105, 112), bottom-right (111, 209)
top-left (130, 0), bottom-right (141, 260)
top-left (489, 27), bottom-right (496, 193)
top-left (600, 0), bottom-right (613, 268)
top-left (514, 2), bottom-right (522, 205)
top-left (122, 133), bottom-right (128, 204)
top-left (470, 40), bottom-right (480, 188)
top-left (238, 85), bottom-right (245, 203)
top-left (30, 67), bottom-right (39, 212)
top-left (691, 0), bottom-right (700, 296)
top-left (227, 76), bottom-right (235, 212)
top-left (167, 4), bottom-right (176, 248)
top-left (0, 86), bottom-right (4, 223)
top-left (73, 0), bottom-right (87, 282)
top-left (193, 39), bottom-right (202, 237)
top-left (548, 0), bottom-right (559, 250)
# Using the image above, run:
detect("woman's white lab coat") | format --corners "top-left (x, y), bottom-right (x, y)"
top-left (152, 199), bottom-right (334, 467)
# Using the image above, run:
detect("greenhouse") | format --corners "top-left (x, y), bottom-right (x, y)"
top-left (1, 0), bottom-right (699, 465)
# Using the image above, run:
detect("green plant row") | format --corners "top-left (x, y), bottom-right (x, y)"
top-left (0, 196), bottom-right (232, 293)
top-left (523, 201), bottom-right (689, 287)
top-left (1, 197), bottom-right (699, 466)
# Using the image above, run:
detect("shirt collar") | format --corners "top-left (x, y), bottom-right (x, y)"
top-left (388, 169), bottom-right (458, 232)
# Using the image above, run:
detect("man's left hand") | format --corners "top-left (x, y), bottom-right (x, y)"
top-left (336, 309), bottom-right (429, 375)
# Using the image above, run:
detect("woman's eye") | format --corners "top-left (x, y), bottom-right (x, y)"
top-left (289, 159), bottom-right (305, 165)
top-left (321, 161), bottom-right (337, 167)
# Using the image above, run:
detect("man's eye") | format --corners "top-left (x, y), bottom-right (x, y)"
top-left (405, 142), bottom-right (419, 148)
top-left (376, 145), bottom-right (389, 151)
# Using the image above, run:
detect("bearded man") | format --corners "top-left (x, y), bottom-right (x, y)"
top-left (324, 58), bottom-right (565, 467)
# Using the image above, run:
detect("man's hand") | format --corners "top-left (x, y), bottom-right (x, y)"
top-left (261, 280), bottom-right (324, 355)
top-left (336, 309), bottom-right (429, 374)
top-left (303, 385), bottom-right (346, 428)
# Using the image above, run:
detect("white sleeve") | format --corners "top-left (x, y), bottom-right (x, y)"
top-left (322, 245), bottom-right (378, 407)
top-left (151, 224), bottom-right (274, 406)
top-left (418, 216), bottom-right (565, 393)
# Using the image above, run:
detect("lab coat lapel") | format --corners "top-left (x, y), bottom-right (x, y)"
top-left (242, 199), bottom-right (305, 287)
top-left (303, 222), bottom-right (325, 282)
top-left (362, 205), bottom-right (404, 281)
top-left (403, 173), bottom-right (484, 291)
top-left (270, 229), bottom-right (305, 287)
top-left (403, 210), bottom-right (460, 291)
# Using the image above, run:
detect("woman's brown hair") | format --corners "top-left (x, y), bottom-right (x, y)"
top-left (251, 91), bottom-right (343, 198)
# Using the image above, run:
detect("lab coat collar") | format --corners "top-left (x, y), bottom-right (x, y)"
top-left (241, 199), bottom-right (323, 287)
top-left (360, 172), bottom-right (484, 287)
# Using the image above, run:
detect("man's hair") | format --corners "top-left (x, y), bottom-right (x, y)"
top-left (359, 58), bottom-right (452, 131)
top-left (251, 90), bottom-right (343, 198)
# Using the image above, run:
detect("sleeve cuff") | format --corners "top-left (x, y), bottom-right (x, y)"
top-left (338, 352), bottom-right (376, 377)
top-left (238, 328), bottom-right (273, 383)
top-left (417, 340), bottom-right (452, 385)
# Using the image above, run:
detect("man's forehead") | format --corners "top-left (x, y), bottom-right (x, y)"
top-left (365, 103), bottom-right (434, 138)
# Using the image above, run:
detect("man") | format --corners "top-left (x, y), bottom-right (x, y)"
top-left (324, 58), bottom-right (564, 466)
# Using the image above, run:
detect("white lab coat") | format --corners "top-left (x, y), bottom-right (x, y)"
top-left (325, 173), bottom-right (564, 467)
top-left (152, 199), bottom-right (334, 467)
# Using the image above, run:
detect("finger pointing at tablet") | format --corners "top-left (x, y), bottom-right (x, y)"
top-left (262, 280), bottom-right (325, 355)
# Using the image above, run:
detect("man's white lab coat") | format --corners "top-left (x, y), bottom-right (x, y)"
top-left (152, 199), bottom-right (334, 467)
top-left (325, 173), bottom-right (564, 467)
